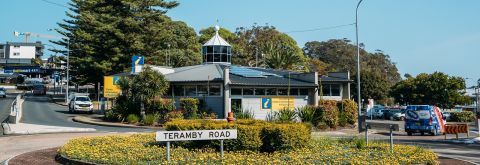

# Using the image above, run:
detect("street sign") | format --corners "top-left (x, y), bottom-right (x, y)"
top-left (156, 129), bottom-right (238, 161)
top-left (131, 55), bottom-right (144, 74)
top-left (156, 129), bottom-right (237, 142)
top-left (261, 97), bottom-right (294, 110)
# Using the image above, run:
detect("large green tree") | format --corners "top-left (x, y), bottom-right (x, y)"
top-left (53, 0), bottom-right (200, 86)
top-left (234, 25), bottom-right (306, 70)
top-left (390, 72), bottom-right (471, 109)
top-left (303, 39), bottom-right (401, 103)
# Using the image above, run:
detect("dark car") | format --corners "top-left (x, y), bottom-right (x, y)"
top-left (383, 109), bottom-right (402, 120)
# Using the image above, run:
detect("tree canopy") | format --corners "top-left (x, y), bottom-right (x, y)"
top-left (303, 39), bottom-right (401, 103)
top-left (390, 72), bottom-right (471, 109)
top-left (53, 0), bottom-right (200, 85)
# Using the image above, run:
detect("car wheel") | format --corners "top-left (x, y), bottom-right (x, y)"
top-left (407, 132), bottom-right (412, 136)
top-left (390, 116), bottom-right (394, 120)
top-left (400, 117), bottom-right (405, 121)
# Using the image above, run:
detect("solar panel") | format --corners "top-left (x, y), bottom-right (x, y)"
top-left (230, 66), bottom-right (278, 78)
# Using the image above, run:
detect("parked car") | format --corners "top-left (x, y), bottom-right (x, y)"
top-left (392, 110), bottom-right (406, 121)
top-left (441, 112), bottom-right (451, 121)
top-left (405, 105), bottom-right (446, 136)
top-left (0, 87), bottom-right (6, 98)
top-left (383, 109), bottom-right (403, 120)
top-left (32, 84), bottom-right (47, 95)
top-left (68, 95), bottom-right (93, 114)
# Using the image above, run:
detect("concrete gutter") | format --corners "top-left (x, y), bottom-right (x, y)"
top-left (73, 116), bottom-right (163, 130)
top-left (2, 123), bottom-right (96, 135)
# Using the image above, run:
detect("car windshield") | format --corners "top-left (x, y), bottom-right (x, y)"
top-left (0, 88), bottom-right (5, 91)
top-left (76, 97), bottom-right (90, 102)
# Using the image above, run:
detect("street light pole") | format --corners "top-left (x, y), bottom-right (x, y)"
top-left (65, 38), bottom-right (70, 104)
top-left (356, 0), bottom-right (364, 133)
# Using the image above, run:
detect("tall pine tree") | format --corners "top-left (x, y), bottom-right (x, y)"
top-left (52, 0), bottom-right (200, 86)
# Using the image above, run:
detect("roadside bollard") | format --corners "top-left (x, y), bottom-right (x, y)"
top-left (365, 123), bottom-right (368, 145)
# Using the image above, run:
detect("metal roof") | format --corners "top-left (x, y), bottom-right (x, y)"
top-left (202, 26), bottom-right (231, 46)
top-left (164, 64), bottom-right (224, 82)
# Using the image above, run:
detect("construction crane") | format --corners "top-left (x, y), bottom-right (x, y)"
top-left (14, 31), bottom-right (65, 43)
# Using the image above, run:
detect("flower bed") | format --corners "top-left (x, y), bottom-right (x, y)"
top-left (58, 134), bottom-right (438, 165)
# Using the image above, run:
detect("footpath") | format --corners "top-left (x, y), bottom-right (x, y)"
top-left (1, 93), bottom-right (95, 135)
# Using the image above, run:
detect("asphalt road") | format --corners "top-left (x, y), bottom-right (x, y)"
top-left (0, 95), bottom-right (14, 136)
top-left (21, 93), bottom-right (153, 133)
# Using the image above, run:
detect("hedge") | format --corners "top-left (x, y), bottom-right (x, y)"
top-left (449, 111), bottom-right (475, 122)
top-left (164, 119), bottom-right (310, 152)
top-left (179, 98), bottom-right (199, 118)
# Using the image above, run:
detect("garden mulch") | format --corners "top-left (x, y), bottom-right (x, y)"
top-left (6, 147), bottom-right (474, 165)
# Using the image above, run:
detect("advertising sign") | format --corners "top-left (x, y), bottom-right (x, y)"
top-left (131, 55), bottom-right (144, 74)
top-left (261, 97), bottom-right (295, 110)
top-left (156, 129), bottom-right (238, 142)
top-left (104, 76), bottom-right (121, 98)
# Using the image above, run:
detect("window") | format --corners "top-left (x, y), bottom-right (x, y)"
top-left (214, 54), bottom-right (220, 62)
top-left (289, 88), bottom-right (299, 96)
top-left (299, 89), bottom-right (309, 95)
top-left (165, 86), bottom-right (173, 96)
top-left (173, 85), bottom-right (184, 96)
top-left (221, 54), bottom-right (228, 62)
top-left (197, 85), bottom-right (208, 96)
top-left (209, 85), bottom-right (221, 96)
top-left (322, 85), bottom-right (330, 96)
top-left (254, 88), bottom-right (265, 95)
top-left (265, 88), bottom-right (276, 95)
top-left (331, 84), bottom-right (341, 96)
top-left (322, 84), bottom-right (342, 96)
top-left (202, 47), bottom-right (207, 55)
top-left (243, 88), bottom-right (254, 95)
top-left (231, 88), bottom-right (242, 95)
top-left (206, 46), bottom-right (213, 53)
top-left (213, 46), bottom-right (221, 53)
top-left (185, 86), bottom-right (196, 96)
top-left (232, 99), bottom-right (242, 112)
top-left (277, 88), bottom-right (288, 95)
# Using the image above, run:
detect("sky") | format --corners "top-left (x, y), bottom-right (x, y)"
top-left (0, 0), bottom-right (479, 87)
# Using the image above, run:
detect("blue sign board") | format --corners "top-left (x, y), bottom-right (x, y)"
top-left (262, 98), bottom-right (272, 109)
top-left (4, 66), bottom-right (42, 73)
top-left (131, 55), bottom-right (144, 73)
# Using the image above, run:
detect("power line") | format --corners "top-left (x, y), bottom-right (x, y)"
top-left (284, 23), bottom-right (355, 34)
top-left (40, 0), bottom-right (68, 8)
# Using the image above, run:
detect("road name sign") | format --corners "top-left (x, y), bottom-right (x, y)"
top-left (156, 129), bottom-right (237, 142)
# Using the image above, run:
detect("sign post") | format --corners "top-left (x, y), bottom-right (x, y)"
top-left (156, 129), bottom-right (237, 161)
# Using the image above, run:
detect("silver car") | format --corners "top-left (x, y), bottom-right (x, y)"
top-left (0, 87), bottom-right (6, 98)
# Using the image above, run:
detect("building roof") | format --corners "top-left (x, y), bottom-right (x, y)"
top-left (6, 41), bottom-right (43, 47)
top-left (320, 72), bottom-right (352, 82)
top-left (164, 64), bottom-right (224, 82)
top-left (162, 64), bottom-right (317, 87)
top-left (202, 26), bottom-right (231, 46)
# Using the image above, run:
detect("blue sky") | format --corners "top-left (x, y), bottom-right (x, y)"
top-left (1, 0), bottom-right (479, 86)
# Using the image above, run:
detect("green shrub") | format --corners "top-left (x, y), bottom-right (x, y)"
top-left (232, 105), bottom-right (254, 119)
top-left (320, 100), bottom-right (339, 128)
top-left (338, 112), bottom-right (348, 127)
top-left (149, 98), bottom-right (175, 115)
top-left (276, 108), bottom-right (296, 122)
top-left (340, 100), bottom-right (358, 125)
top-left (104, 110), bottom-right (120, 122)
top-left (126, 114), bottom-right (140, 124)
top-left (450, 111), bottom-right (475, 122)
top-left (296, 106), bottom-right (319, 125)
top-left (180, 98), bottom-right (199, 119)
top-left (199, 112), bottom-right (217, 119)
top-left (164, 119), bottom-right (309, 152)
top-left (165, 110), bottom-right (184, 122)
top-left (260, 123), bottom-right (310, 152)
top-left (143, 113), bottom-right (160, 126)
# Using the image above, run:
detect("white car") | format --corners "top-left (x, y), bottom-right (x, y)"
top-left (69, 96), bottom-right (93, 113)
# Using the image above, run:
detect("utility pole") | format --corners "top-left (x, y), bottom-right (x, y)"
top-left (355, 0), bottom-right (364, 133)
